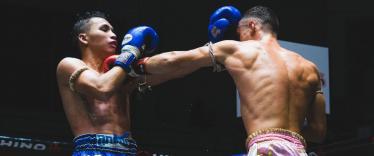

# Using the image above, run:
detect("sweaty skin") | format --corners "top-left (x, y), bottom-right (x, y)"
top-left (56, 17), bottom-right (137, 137)
top-left (144, 34), bottom-right (326, 143)
top-left (224, 40), bottom-right (322, 136)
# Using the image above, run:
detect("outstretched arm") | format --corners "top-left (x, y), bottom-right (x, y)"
top-left (143, 40), bottom-right (238, 85)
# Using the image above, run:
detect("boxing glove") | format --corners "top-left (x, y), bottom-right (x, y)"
top-left (102, 54), bottom-right (118, 72)
top-left (114, 26), bottom-right (159, 77)
top-left (208, 6), bottom-right (241, 43)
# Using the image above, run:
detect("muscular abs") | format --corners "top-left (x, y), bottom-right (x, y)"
top-left (65, 82), bottom-right (135, 136)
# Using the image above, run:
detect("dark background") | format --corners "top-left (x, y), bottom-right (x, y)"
top-left (0, 0), bottom-right (373, 155)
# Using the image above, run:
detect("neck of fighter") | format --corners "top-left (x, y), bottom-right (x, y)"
top-left (82, 48), bottom-right (107, 72)
top-left (258, 33), bottom-right (280, 47)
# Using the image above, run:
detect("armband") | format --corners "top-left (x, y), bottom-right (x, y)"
top-left (205, 42), bottom-right (225, 72)
top-left (68, 67), bottom-right (89, 92)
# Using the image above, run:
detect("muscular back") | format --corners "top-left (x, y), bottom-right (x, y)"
top-left (224, 41), bottom-right (320, 135)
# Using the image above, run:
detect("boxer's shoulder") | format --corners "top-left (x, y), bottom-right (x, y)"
top-left (57, 57), bottom-right (88, 84)
top-left (212, 40), bottom-right (241, 54)
top-left (58, 57), bottom-right (85, 66)
top-left (57, 57), bottom-right (87, 72)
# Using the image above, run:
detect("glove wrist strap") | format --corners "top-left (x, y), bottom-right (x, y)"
top-left (205, 42), bottom-right (225, 72)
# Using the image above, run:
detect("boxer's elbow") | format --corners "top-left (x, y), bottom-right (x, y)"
top-left (160, 53), bottom-right (177, 67)
top-left (314, 116), bottom-right (327, 143)
top-left (314, 124), bottom-right (327, 143)
top-left (90, 83), bottom-right (115, 101)
top-left (148, 52), bottom-right (180, 74)
top-left (305, 123), bottom-right (327, 143)
top-left (163, 51), bottom-right (181, 65)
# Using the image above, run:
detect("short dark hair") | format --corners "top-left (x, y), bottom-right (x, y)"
top-left (72, 11), bottom-right (108, 45)
top-left (242, 6), bottom-right (279, 35)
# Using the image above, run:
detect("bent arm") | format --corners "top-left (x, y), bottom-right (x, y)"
top-left (56, 57), bottom-right (127, 101)
top-left (302, 80), bottom-right (327, 143)
top-left (144, 40), bottom-right (238, 85)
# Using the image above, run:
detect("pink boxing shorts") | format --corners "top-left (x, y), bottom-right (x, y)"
top-left (246, 128), bottom-right (307, 156)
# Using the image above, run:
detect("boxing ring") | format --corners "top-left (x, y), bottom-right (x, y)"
top-left (0, 135), bottom-right (71, 156)
top-left (0, 134), bottom-right (372, 155)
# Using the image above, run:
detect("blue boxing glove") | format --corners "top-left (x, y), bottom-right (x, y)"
top-left (208, 6), bottom-right (241, 43)
top-left (114, 26), bottom-right (159, 77)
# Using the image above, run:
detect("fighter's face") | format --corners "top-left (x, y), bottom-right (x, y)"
top-left (82, 17), bottom-right (117, 55)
